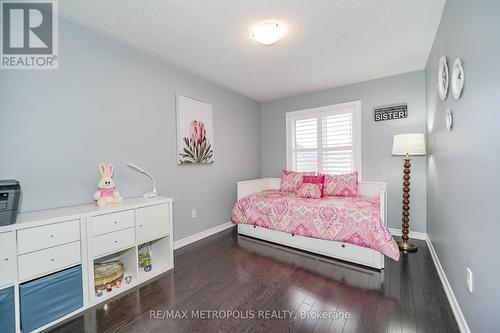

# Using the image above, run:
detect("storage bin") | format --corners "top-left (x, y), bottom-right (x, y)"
top-left (0, 286), bottom-right (15, 333)
top-left (20, 265), bottom-right (83, 332)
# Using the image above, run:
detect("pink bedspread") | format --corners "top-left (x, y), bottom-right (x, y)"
top-left (231, 190), bottom-right (400, 261)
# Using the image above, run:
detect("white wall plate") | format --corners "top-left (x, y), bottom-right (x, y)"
top-left (437, 56), bottom-right (449, 101)
top-left (451, 58), bottom-right (464, 100)
top-left (445, 109), bottom-right (453, 132)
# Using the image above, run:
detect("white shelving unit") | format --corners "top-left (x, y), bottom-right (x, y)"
top-left (0, 196), bottom-right (173, 333)
top-left (80, 198), bottom-right (174, 308)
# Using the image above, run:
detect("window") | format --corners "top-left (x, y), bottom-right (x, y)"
top-left (286, 101), bottom-right (361, 176)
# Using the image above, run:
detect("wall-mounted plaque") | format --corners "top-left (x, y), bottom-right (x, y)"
top-left (374, 103), bottom-right (407, 121)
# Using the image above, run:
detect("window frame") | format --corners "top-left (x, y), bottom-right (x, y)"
top-left (285, 100), bottom-right (362, 179)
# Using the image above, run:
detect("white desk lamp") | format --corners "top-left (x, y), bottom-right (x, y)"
top-left (126, 163), bottom-right (158, 198)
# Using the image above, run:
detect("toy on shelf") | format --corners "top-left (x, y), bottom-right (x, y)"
top-left (138, 243), bottom-right (152, 272)
top-left (93, 163), bottom-right (123, 207)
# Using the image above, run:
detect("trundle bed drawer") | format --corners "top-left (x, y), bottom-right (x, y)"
top-left (329, 241), bottom-right (377, 267)
top-left (237, 224), bottom-right (381, 269)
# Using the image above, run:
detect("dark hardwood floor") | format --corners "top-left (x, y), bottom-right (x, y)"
top-left (46, 227), bottom-right (459, 333)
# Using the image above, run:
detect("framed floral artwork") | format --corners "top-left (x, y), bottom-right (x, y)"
top-left (176, 95), bottom-right (214, 164)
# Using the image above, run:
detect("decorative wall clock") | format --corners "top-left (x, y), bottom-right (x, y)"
top-left (451, 58), bottom-right (464, 100)
top-left (445, 109), bottom-right (454, 132)
top-left (437, 56), bottom-right (449, 101)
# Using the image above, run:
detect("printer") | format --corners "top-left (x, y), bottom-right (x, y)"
top-left (0, 180), bottom-right (20, 226)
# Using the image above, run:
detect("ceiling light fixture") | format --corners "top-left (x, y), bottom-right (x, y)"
top-left (251, 21), bottom-right (284, 46)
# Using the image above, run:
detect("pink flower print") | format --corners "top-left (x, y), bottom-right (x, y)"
top-left (180, 119), bottom-right (213, 164)
top-left (190, 120), bottom-right (206, 145)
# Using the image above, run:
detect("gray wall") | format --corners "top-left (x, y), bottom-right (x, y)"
top-left (0, 18), bottom-right (261, 241)
top-left (260, 71), bottom-right (427, 232)
top-left (425, 0), bottom-right (500, 331)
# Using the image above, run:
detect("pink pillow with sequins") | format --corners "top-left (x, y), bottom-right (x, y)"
top-left (296, 175), bottom-right (325, 199)
top-left (322, 171), bottom-right (359, 197)
top-left (280, 169), bottom-right (315, 192)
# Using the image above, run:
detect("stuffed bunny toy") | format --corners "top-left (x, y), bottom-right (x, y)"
top-left (94, 163), bottom-right (123, 207)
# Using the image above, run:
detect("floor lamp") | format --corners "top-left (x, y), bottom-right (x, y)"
top-left (392, 133), bottom-right (426, 251)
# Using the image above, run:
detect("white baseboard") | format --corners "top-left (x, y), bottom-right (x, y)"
top-left (389, 227), bottom-right (427, 240)
top-left (425, 235), bottom-right (471, 333)
top-left (173, 221), bottom-right (234, 250)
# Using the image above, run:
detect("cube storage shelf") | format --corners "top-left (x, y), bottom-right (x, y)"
top-left (138, 236), bottom-right (172, 282)
top-left (91, 247), bottom-right (138, 304)
top-left (0, 196), bottom-right (173, 333)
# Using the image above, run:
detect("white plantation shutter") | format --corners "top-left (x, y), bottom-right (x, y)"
top-left (287, 102), bottom-right (361, 175)
top-left (291, 118), bottom-right (318, 171)
top-left (322, 112), bottom-right (353, 174)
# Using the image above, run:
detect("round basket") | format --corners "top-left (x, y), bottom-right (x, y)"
top-left (94, 261), bottom-right (124, 291)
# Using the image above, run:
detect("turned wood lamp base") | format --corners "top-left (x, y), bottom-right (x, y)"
top-left (399, 155), bottom-right (417, 252)
top-left (397, 240), bottom-right (417, 252)
top-left (392, 133), bottom-right (426, 253)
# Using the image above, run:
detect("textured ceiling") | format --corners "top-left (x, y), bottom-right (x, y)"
top-left (60, 0), bottom-right (445, 102)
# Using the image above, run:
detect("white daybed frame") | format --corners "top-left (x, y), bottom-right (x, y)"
top-left (237, 178), bottom-right (388, 270)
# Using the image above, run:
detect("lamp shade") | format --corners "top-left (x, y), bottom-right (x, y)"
top-left (392, 133), bottom-right (426, 156)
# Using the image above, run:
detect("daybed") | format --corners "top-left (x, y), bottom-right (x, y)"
top-left (231, 178), bottom-right (400, 269)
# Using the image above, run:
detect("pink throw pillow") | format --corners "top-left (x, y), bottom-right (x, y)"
top-left (280, 169), bottom-right (315, 192)
top-left (296, 175), bottom-right (325, 199)
top-left (322, 171), bottom-right (359, 197)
